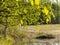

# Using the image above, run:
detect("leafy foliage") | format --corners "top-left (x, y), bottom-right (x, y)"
top-left (52, 3), bottom-right (60, 23)
top-left (0, 0), bottom-right (55, 26)
top-left (0, 0), bottom-right (57, 45)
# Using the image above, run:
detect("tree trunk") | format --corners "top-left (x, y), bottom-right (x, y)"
top-left (4, 15), bottom-right (8, 38)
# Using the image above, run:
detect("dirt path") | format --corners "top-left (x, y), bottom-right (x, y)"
top-left (23, 24), bottom-right (60, 37)
top-left (25, 28), bottom-right (60, 35)
top-left (39, 29), bottom-right (60, 35)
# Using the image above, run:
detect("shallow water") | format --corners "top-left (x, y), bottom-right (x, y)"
top-left (25, 41), bottom-right (60, 45)
top-left (25, 36), bottom-right (60, 45)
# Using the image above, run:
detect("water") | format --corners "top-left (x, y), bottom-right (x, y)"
top-left (25, 41), bottom-right (60, 45)
top-left (25, 34), bottom-right (60, 45)
top-left (25, 37), bottom-right (60, 45)
top-left (32, 42), bottom-right (60, 45)
top-left (23, 33), bottom-right (60, 45)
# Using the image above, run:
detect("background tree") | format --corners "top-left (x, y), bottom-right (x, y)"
top-left (0, 0), bottom-right (55, 36)
top-left (0, 0), bottom-right (57, 45)
top-left (51, 0), bottom-right (60, 24)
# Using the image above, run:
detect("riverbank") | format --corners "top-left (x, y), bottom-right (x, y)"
top-left (22, 24), bottom-right (60, 39)
top-left (0, 24), bottom-right (60, 45)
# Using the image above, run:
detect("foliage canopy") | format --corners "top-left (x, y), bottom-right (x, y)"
top-left (0, 0), bottom-right (55, 26)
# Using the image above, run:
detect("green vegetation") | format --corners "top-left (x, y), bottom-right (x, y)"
top-left (0, 0), bottom-right (55, 26)
top-left (0, 0), bottom-right (60, 45)
top-left (0, 25), bottom-right (28, 45)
